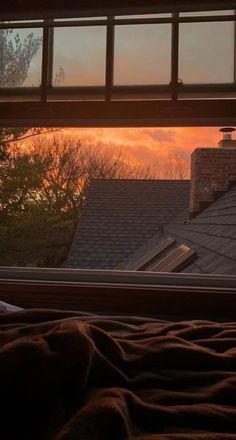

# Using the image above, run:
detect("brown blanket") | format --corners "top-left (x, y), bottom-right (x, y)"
top-left (1, 309), bottom-right (236, 439)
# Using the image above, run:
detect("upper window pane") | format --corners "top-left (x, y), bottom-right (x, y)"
top-left (180, 10), bottom-right (235, 17)
top-left (0, 20), bottom-right (43, 23)
top-left (53, 26), bottom-right (106, 86)
top-left (0, 28), bottom-right (42, 87)
top-left (179, 22), bottom-right (234, 84)
top-left (114, 24), bottom-right (171, 85)
top-left (54, 17), bottom-right (107, 21)
top-left (116, 13), bottom-right (172, 19)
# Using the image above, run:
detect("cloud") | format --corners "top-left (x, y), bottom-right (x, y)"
top-left (61, 126), bottom-right (220, 161)
top-left (22, 126), bottom-right (221, 179)
top-left (142, 128), bottom-right (175, 144)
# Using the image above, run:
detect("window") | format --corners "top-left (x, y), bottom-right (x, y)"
top-left (0, 8), bottom-right (235, 107)
top-left (53, 26), bottom-right (106, 86)
top-left (179, 21), bottom-right (235, 84)
top-left (118, 237), bottom-right (176, 270)
top-left (114, 24), bottom-right (171, 85)
top-left (149, 244), bottom-right (196, 272)
top-left (0, 3), bottom-right (236, 305)
top-left (0, 28), bottom-right (43, 88)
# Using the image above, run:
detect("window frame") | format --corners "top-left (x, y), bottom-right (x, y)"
top-left (0, 267), bottom-right (236, 319)
top-left (0, 3), bottom-right (236, 316)
top-left (0, 8), bottom-right (236, 126)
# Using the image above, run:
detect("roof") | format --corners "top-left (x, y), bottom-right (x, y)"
top-left (67, 179), bottom-right (190, 269)
top-left (122, 185), bottom-right (236, 275)
top-left (167, 185), bottom-right (236, 274)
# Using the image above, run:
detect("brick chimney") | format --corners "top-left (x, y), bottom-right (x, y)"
top-left (189, 128), bottom-right (236, 217)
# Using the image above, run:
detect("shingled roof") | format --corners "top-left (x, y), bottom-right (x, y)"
top-left (121, 185), bottom-right (236, 275)
top-left (67, 179), bottom-right (190, 269)
top-left (167, 185), bottom-right (236, 274)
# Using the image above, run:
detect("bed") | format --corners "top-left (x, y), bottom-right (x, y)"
top-left (1, 307), bottom-right (236, 439)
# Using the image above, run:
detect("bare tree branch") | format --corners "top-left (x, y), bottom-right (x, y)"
top-left (5, 128), bottom-right (62, 145)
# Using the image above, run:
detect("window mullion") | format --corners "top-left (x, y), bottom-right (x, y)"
top-left (105, 15), bottom-right (115, 101)
top-left (47, 24), bottom-right (54, 88)
top-left (41, 19), bottom-right (53, 102)
top-left (171, 12), bottom-right (179, 101)
top-left (234, 10), bottom-right (236, 83)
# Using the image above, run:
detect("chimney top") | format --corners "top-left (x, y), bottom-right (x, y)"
top-left (218, 127), bottom-right (236, 148)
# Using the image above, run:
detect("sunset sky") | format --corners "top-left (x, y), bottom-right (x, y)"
top-left (25, 126), bottom-right (221, 178)
top-left (61, 126), bottom-right (220, 164)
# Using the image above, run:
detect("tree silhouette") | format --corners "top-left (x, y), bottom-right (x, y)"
top-left (0, 29), bottom-right (42, 159)
top-left (0, 29), bottom-right (41, 87)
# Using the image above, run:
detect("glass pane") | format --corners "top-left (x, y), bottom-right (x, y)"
top-left (0, 20), bottom-right (43, 24)
top-left (179, 22), bottom-right (234, 84)
top-left (116, 13), bottom-right (172, 19)
top-left (0, 20), bottom-right (43, 23)
top-left (114, 24), bottom-right (171, 85)
top-left (54, 17), bottom-right (107, 21)
top-left (180, 10), bottom-right (235, 17)
top-left (53, 26), bottom-right (106, 86)
top-left (0, 28), bottom-right (42, 87)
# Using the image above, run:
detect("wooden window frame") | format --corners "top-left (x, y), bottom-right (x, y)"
top-left (0, 6), bottom-right (236, 127)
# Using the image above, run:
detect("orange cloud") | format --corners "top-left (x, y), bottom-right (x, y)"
top-left (60, 126), bottom-right (220, 166)
top-left (18, 126), bottom-right (221, 179)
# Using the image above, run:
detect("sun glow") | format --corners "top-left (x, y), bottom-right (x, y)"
top-left (15, 126), bottom-right (220, 180)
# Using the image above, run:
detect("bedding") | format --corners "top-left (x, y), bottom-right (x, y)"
top-left (0, 300), bottom-right (23, 312)
top-left (1, 308), bottom-right (236, 439)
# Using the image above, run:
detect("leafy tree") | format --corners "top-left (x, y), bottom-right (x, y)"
top-left (0, 28), bottom-right (42, 158)
top-left (0, 29), bottom-right (41, 87)
top-left (0, 151), bottom-right (50, 216)
top-left (0, 29), bottom-right (64, 159)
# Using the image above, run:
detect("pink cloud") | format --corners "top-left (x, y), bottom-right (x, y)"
top-left (61, 126), bottom-right (220, 163)
top-left (23, 126), bottom-right (221, 179)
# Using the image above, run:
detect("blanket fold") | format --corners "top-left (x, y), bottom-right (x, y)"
top-left (1, 309), bottom-right (236, 439)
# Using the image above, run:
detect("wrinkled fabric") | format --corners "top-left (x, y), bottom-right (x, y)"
top-left (1, 309), bottom-right (236, 439)
top-left (0, 300), bottom-right (23, 312)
